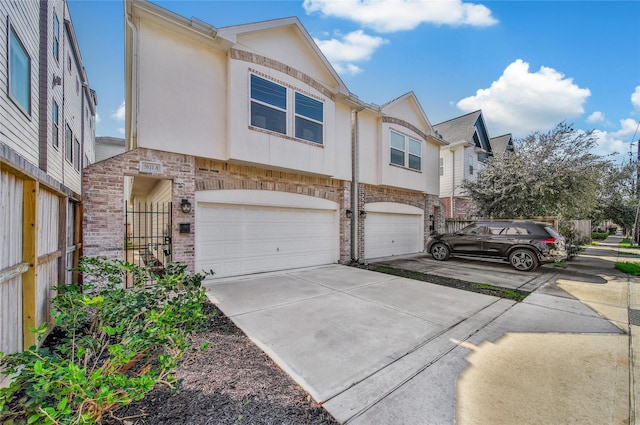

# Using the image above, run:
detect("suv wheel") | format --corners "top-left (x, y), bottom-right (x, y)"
top-left (509, 249), bottom-right (539, 271)
top-left (431, 243), bottom-right (450, 261)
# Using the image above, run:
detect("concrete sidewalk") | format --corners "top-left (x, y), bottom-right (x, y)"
top-left (456, 235), bottom-right (638, 425)
top-left (204, 235), bottom-right (639, 424)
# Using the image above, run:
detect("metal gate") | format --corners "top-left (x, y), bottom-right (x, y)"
top-left (124, 201), bottom-right (172, 287)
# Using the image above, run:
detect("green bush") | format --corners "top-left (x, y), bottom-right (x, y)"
top-left (0, 257), bottom-right (213, 425)
top-left (591, 232), bottom-right (609, 240)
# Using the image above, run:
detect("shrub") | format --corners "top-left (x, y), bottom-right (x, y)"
top-left (591, 232), bottom-right (609, 240)
top-left (0, 257), bottom-right (213, 425)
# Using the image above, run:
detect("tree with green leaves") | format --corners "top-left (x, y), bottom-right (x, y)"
top-left (463, 122), bottom-right (611, 220)
top-left (592, 161), bottom-right (638, 235)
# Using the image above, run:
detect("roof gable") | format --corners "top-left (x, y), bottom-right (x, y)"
top-left (218, 17), bottom-right (348, 95)
top-left (381, 92), bottom-right (433, 131)
top-left (433, 110), bottom-right (492, 152)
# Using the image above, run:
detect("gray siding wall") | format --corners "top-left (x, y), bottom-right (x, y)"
top-left (0, 1), bottom-right (40, 164)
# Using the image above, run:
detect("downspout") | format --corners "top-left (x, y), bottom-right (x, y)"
top-left (351, 109), bottom-right (358, 263)
top-left (351, 107), bottom-right (363, 263)
top-left (450, 148), bottom-right (455, 218)
top-left (125, 10), bottom-right (138, 150)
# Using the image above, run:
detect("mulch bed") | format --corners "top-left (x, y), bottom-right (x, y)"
top-left (103, 302), bottom-right (339, 425)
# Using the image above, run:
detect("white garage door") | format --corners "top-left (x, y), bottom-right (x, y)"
top-left (195, 191), bottom-right (338, 278)
top-left (364, 203), bottom-right (423, 259)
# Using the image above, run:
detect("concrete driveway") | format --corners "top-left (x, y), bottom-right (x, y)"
top-left (203, 250), bottom-right (629, 424)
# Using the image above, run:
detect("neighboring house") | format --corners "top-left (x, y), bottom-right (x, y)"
top-left (489, 133), bottom-right (515, 158)
top-left (0, 0), bottom-right (96, 363)
top-left (83, 0), bottom-right (446, 280)
top-left (434, 110), bottom-right (492, 218)
top-left (95, 136), bottom-right (125, 161)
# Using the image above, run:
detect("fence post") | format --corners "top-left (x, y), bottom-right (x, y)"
top-left (22, 180), bottom-right (38, 348)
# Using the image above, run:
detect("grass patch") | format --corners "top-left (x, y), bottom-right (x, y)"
top-left (620, 251), bottom-right (640, 256)
top-left (365, 264), bottom-right (529, 302)
top-left (553, 260), bottom-right (567, 267)
top-left (615, 262), bottom-right (640, 275)
top-left (591, 241), bottom-right (599, 245)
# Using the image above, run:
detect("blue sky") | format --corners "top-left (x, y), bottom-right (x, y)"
top-left (68, 0), bottom-right (640, 164)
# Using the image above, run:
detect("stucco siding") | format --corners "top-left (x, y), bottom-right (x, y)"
top-left (234, 25), bottom-right (336, 89)
top-left (136, 19), bottom-right (227, 159)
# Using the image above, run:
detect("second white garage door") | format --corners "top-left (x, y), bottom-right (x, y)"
top-left (195, 191), bottom-right (339, 278)
top-left (364, 202), bottom-right (423, 259)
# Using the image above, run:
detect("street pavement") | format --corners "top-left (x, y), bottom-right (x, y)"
top-left (204, 235), bottom-right (639, 424)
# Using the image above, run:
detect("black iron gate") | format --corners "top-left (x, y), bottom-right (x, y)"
top-left (124, 201), bottom-right (172, 287)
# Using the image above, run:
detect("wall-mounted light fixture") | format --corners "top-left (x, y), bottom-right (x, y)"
top-left (346, 209), bottom-right (353, 219)
top-left (52, 75), bottom-right (62, 87)
top-left (359, 210), bottom-right (367, 219)
top-left (180, 198), bottom-right (192, 214)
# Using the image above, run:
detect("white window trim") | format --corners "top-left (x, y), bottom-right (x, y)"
top-left (389, 129), bottom-right (422, 171)
top-left (249, 72), bottom-right (325, 145)
top-left (7, 21), bottom-right (31, 116)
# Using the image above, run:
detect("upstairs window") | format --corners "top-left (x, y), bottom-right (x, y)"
top-left (390, 130), bottom-right (421, 171)
top-left (53, 14), bottom-right (60, 61)
top-left (408, 139), bottom-right (421, 170)
top-left (65, 124), bottom-right (73, 163)
top-left (390, 131), bottom-right (405, 166)
top-left (295, 92), bottom-right (323, 144)
top-left (74, 137), bottom-right (80, 170)
top-left (8, 25), bottom-right (31, 115)
top-left (468, 155), bottom-right (474, 175)
top-left (439, 158), bottom-right (444, 176)
top-left (250, 74), bottom-right (286, 135)
top-left (52, 101), bottom-right (59, 148)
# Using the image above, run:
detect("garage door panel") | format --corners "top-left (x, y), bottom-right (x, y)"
top-left (365, 212), bottom-right (422, 259)
top-left (196, 202), bottom-right (337, 277)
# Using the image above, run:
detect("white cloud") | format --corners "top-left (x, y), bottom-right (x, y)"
top-left (611, 118), bottom-right (640, 139)
top-left (456, 59), bottom-right (591, 136)
top-left (632, 86), bottom-right (640, 111)
top-left (112, 101), bottom-right (125, 121)
top-left (95, 112), bottom-right (101, 123)
top-left (303, 0), bottom-right (497, 33)
top-left (314, 30), bottom-right (387, 75)
top-left (586, 111), bottom-right (605, 124)
top-left (590, 129), bottom-right (629, 163)
top-left (117, 127), bottom-right (125, 135)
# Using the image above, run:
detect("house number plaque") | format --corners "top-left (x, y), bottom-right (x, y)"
top-left (139, 161), bottom-right (163, 174)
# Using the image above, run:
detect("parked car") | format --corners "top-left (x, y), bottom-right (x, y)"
top-left (426, 220), bottom-right (567, 271)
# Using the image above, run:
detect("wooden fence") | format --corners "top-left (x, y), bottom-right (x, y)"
top-left (444, 217), bottom-right (590, 239)
top-left (0, 156), bottom-right (81, 387)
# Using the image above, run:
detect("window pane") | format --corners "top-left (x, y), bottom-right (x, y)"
top-left (9, 28), bottom-right (31, 113)
top-left (409, 154), bottom-right (421, 170)
top-left (74, 138), bottom-right (80, 170)
top-left (295, 92), bottom-right (323, 122)
top-left (295, 116), bottom-right (323, 144)
top-left (408, 138), bottom-right (421, 156)
top-left (52, 102), bottom-right (59, 147)
top-left (53, 15), bottom-right (59, 60)
top-left (66, 125), bottom-right (73, 162)
top-left (251, 101), bottom-right (286, 134)
top-left (251, 75), bottom-right (286, 109)
top-left (390, 148), bottom-right (404, 166)
top-left (390, 131), bottom-right (405, 150)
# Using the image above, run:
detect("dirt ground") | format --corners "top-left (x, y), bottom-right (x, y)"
top-left (104, 302), bottom-right (339, 425)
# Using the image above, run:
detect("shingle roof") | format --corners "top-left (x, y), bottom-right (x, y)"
top-left (95, 136), bottom-right (125, 146)
top-left (489, 134), bottom-right (514, 155)
top-left (432, 110), bottom-right (482, 144)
